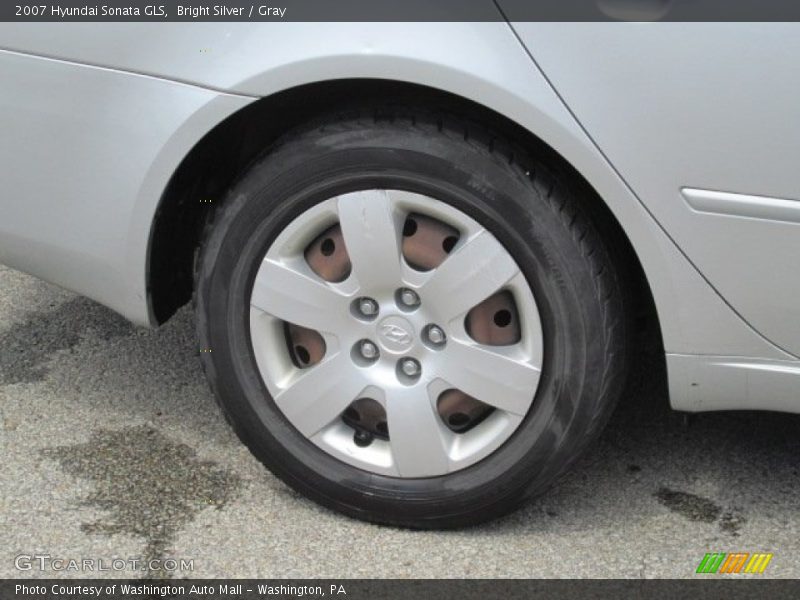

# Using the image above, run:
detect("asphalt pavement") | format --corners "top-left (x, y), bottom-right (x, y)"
top-left (2, 264), bottom-right (799, 579)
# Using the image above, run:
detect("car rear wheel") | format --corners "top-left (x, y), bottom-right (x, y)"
top-left (195, 108), bottom-right (629, 527)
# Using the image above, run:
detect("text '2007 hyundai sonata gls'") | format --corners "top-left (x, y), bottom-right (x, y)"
top-left (1, 14), bottom-right (799, 527)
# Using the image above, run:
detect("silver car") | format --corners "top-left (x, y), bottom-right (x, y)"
top-left (1, 20), bottom-right (798, 527)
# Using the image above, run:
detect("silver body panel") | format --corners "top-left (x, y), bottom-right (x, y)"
top-left (0, 23), bottom-right (798, 412)
top-left (0, 47), bottom-right (253, 322)
top-left (513, 22), bottom-right (800, 358)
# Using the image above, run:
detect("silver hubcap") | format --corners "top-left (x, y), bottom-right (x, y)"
top-left (249, 190), bottom-right (543, 478)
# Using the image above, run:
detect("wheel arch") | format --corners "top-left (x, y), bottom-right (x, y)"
top-left (147, 78), bottom-right (663, 366)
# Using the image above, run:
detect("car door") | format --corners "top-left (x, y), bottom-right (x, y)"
top-left (503, 21), bottom-right (800, 358)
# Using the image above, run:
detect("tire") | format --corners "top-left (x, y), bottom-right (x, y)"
top-left (195, 107), bottom-right (630, 528)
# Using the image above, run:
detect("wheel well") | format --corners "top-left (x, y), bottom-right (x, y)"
top-left (149, 79), bottom-right (662, 358)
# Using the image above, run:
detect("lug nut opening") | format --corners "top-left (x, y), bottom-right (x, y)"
top-left (396, 287), bottom-right (420, 310)
top-left (424, 324), bottom-right (447, 348)
top-left (352, 297), bottom-right (379, 320)
top-left (437, 389), bottom-right (494, 434)
top-left (396, 358), bottom-right (421, 383)
top-left (352, 339), bottom-right (380, 365)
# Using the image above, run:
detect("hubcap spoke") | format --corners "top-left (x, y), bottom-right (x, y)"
top-left (385, 387), bottom-right (450, 477)
top-left (274, 353), bottom-right (368, 438)
top-left (420, 230), bottom-right (521, 322)
top-left (439, 340), bottom-right (540, 416)
top-left (337, 190), bottom-right (403, 290)
top-left (251, 259), bottom-right (348, 333)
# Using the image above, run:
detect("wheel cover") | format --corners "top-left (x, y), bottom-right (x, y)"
top-left (249, 190), bottom-right (543, 478)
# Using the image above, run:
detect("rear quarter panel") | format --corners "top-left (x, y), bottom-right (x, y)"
top-left (0, 47), bottom-right (252, 323)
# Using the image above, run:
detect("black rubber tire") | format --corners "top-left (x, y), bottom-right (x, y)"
top-left (195, 108), bottom-right (630, 528)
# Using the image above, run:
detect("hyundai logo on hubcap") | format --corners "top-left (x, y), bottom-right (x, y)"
top-left (381, 323), bottom-right (412, 345)
top-left (377, 316), bottom-right (415, 352)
